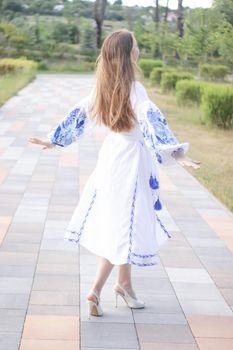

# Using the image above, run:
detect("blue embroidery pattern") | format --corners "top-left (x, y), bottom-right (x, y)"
top-left (147, 107), bottom-right (178, 145)
top-left (171, 147), bottom-right (185, 158)
top-left (156, 213), bottom-right (172, 239)
top-left (138, 117), bottom-right (162, 164)
top-left (131, 252), bottom-right (156, 258)
top-left (126, 179), bottom-right (160, 266)
top-left (65, 190), bottom-right (97, 243)
top-left (48, 107), bottom-right (87, 147)
top-left (137, 101), bottom-right (188, 167)
top-left (127, 180), bottom-right (137, 264)
top-left (130, 260), bottom-right (158, 267)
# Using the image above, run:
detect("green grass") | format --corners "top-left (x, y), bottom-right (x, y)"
top-left (146, 84), bottom-right (233, 212)
top-left (0, 70), bottom-right (37, 106)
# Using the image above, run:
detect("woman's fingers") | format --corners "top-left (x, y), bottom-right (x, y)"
top-left (186, 160), bottom-right (201, 169)
top-left (185, 156), bottom-right (202, 164)
top-left (192, 159), bottom-right (202, 164)
top-left (28, 137), bottom-right (54, 149)
top-left (28, 137), bottom-right (44, 145)
top-left (177, 158), bottom-right (201, 169)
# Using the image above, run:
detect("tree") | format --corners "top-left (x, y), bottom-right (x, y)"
top-left (0, 0), bottom-right (3, 16)
top-left (154, 0), bottom-right (159, 29)
top-left (213, 20), bottom-right (233, 65)
top-left (214, 0), bottom-right (233, 25)
top-left (164, 0), bottom-right (169, 23)
top-left (177, 0), bottom-right (184, 37)
top-left (2, 0), bottom-right (23, 13)
top-left (80, 21), bottom-right (96, 54)
top-left (213, 0), bottom-right (233, 65)
top-left (93, 0), bottom-right (107, 49)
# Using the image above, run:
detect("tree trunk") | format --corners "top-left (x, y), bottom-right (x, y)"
top-left (96, 20), bottom-right (102, 49)
top-left (154, 0), bottom-right (159, 29)
top-left (93, 0), bottom-right (107, 49)
top-left (164, 0), bottom-right (169, 23)
top-left (177, 0), bottom-right (184, 38)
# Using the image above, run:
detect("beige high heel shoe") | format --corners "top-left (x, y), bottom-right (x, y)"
top-left (113, 283), bottom-right (145, 309)
top-left (86, 289), bottom-right (103, 319)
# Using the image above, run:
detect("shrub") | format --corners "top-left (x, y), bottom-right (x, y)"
top-left (80, 22), bottom-right (96, 55)
top-left (37, 61), bottom-right (49, 71)
top-left (200, 64), bottom-right (229, 81)
top-left (48, 61), bottom-right (95, 73)
top-left (138, 59), bottom-right (163, 78)
top-left (161, 72), bottom-right (193, 92)
top-left (176, 80), bottom-right (208, 106)
top-left (0, 58), bottom-right (37, 75)
top-left (201, 85), bottom-right (233, 129)
top-left (149, 67), bottom-right (175, 85)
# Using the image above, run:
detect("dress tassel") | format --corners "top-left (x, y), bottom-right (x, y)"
top-left (149, 175), bottom-right (159, 190)
top-left (154, 198), bottom-right (162, 210)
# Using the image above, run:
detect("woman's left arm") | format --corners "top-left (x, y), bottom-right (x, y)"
top-left (135, 81), bottom-right (201, 169)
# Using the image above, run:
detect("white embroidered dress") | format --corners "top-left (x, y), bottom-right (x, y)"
top-left (47, 81), bottom-right (189, 266)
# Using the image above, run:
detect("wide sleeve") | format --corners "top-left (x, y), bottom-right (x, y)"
top-left (134, 81), bottom-right (189, 166)
top-left (47, 89), bottom-right (95, 148)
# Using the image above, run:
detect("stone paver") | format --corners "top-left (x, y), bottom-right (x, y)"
top-left (0, 74), bottom-right (233, 349)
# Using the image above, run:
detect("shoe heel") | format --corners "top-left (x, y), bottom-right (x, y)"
top-left (87, 300), bottom-right (92, 319)
top-left (87, 300), bottom-right (97, 319)
top-left (86, 299), bottom-right (103, 318)
top-left (115, 293), bottom-right (118, 308)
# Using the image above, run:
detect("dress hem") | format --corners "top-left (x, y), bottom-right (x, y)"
top-left (64, 236), bottom-right (160, 266)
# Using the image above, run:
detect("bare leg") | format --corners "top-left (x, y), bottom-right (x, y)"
top-left (86, 256), bottom-right (114, 304)
top-left (115, 263), bottom-right (136, 298)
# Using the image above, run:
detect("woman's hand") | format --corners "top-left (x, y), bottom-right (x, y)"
top-left (177, 155), bottom-right (201, 169)
top-left (28, 137), bottom-right (55, 150)
top-left (172, 149), bottom-right (201, 169)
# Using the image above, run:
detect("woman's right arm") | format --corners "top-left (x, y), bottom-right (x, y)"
top-left (29, 88), bottom-right (95, 149)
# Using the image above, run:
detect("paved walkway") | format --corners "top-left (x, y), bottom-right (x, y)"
top-left (0, 74), bottom-right (233, 350)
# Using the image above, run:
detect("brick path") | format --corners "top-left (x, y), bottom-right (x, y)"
top-left (0, 74), bottom-right (233, 350)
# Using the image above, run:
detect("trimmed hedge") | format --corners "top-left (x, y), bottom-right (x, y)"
top-left (200, 64), bottom-right (229, 81)
top-left (176, 80), bottom-right (207, 106)
top-left (161, 72), bottom-right (193, 92)
top-left (149, 67), bottom-right (175, 85)
top-left (201, 85), bottom-right (233, 129)
top-left (138, 59), bottom-right (163, 78)
top-left (0, 58), bottom-right (37, 75)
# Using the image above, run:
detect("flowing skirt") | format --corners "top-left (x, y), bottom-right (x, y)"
top-left (64, 126), bottom-right (172, 266)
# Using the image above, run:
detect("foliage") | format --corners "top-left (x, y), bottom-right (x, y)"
top-left (215, 0), bottom-right (233, 26)
top-left (52, 22), bottom-right (80, 44)
top-left (176, 79), bottom-right (207, 105)
top-left (80, 21), bottom-right (96, 55)
top-left (177, 8), bottom-right (219, 65)
top-left (201, 85), bottom-right (233, 129)
top-left (200, 64), bottom-right (229, 80)
top-left (161, 71), bottom-right (193, 91)
top-left (149, 66), bottom-right (175, 85)
top-left (43, 61), bottom-right (96, 73)
top-left (210, 20), bottom-right (233, 66)
top-left (0, 1), bottom-right (233, 74)
top-left (138, 59), bottom-right (163, 78)
top-left (0, 57), bottom-right (37, 74)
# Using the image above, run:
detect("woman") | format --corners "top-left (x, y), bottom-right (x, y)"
top-left (29, 29), bottom-right (201, 318)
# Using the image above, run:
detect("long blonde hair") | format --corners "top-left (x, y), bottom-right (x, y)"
top-left (90, 29), bottom-right (137, 132)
